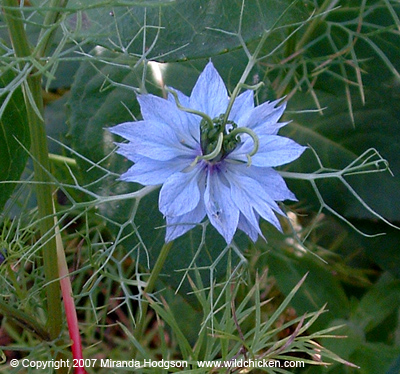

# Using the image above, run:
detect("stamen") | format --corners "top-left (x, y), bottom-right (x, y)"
top-left (225, 127), bottom-right (259, 166)
top-left (166, 87), bottom-right (214, 130)
top-left (222, 81), bottom-right (264, 125)
top-left (238, 82), bottom-right (264, 91)
top-left (190, 133), bottom-right (224, 166)
top-left (167, 86), bottom-right (260, 167)
top-left (201, 133), bottom-right (224, 161)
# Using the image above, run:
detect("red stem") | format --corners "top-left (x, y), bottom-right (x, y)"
top-left (55, 219), bottom-right (87, 374)
top-left (59, 273), bottom-right (87, 374)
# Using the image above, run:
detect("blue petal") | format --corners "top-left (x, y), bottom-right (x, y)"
top-left (119, 156), bottom-right (190, 185)
top-left (190, 62), bottom-right (229, 119)
top-left (110, 121), bottom-right (200, 161)
top-left (159, 166), bottom-right (205, 217)
top-left (226, 169), bottom-right (284, 232)
top-left (167, 87), bottom-right (190, 107)
top-left (204, 169), bottom-right (239, 244)
top-left (165, 200), bottom-right (206, 242)
top-left (138, 94), bottom-right (200, 145)
top-left (239, 99), bottom-right (287, 135)
top-left (228, 164), bottom-right (297, 201)
top-left (108, 121), bottom-right (145, 141)
top-left (237, 213), bottom-right (262, 242)
top-left (113, 143), bottom-right (140, 163)
top-left (229, 135), bottom-right (306, 167)
top-left (229, 179), bottom-right (265, 235)
top-left (252, 136), bottom-right (306, 167)
top-left (167, 87), bottom-right (202, 142)
top-left (228, 90), bottom-right (254, 123)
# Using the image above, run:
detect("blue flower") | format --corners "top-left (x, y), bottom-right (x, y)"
top-left (109, 62), bottom-right (306, 244)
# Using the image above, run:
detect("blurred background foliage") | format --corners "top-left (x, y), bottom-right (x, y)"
top-left (1, 0), bottom-right (400, 373)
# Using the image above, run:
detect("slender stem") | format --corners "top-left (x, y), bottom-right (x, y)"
top-left (35, 0), bottom-right (69, 58)
top-left (279, 170), bottom-right (343, 180)
top-left (166, 87), bottom-right (214, 129)
top-left (0, 299), bottom-right (50, 341)
top-left (2, 0), bottom-right (31, 57)
top-left (278, 170), bottom-right (340, 180)
top-left (279, 169), bottom-right (386, 181)
top-left (133, 241), bottom-right (173, 357)
top-left (49, 153), bottom-right (77, 166)
top-left (6, 263), bottom-right (26, 302)
top-left (223, 32), bottom-right (269, 125)
top-left (223, 0), bottom-right (308, 125)
top-left (2, 0), bottom-right (67, 341)
top-left (295, 0), bottom-right (339, 51)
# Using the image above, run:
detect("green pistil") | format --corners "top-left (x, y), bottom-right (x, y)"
top-left (199, 115), bottom-right (259, 166)
top-left (200, 114), bottom-right (237, 156)
top-left (226, 127), bottom-right (259, 156)
top-left (166, 86), bottom-right (259, 166)
top-left (202, 133), bottom-right (224, 161)
top-left (166, 87), bottom-right (214, 129)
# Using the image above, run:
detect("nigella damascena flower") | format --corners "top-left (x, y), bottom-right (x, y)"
top-left (109, 62), bottom-right (306, 244)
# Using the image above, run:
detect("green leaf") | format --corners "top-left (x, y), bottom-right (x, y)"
top-left (344, 221), bottom-right (400, 278)
top-left (351, 273), bottom-right (400, 333)
top-left (0, 67), bottom-right (30, 211)
top-left (67, 50), bottom-right (142, 182)
top-left (351, 343), bottom-right (400, 374)
top-left (66, 0), bottom-right (305, 61)
top-left (386, 354), bottom-right (400, 374)
top-left (284, 79), bottom-right (400, 222)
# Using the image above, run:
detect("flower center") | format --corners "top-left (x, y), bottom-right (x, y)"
top-left (200, 114), bottom-right (240, 162)
top-left (166, 87), bottom-right (259, 166)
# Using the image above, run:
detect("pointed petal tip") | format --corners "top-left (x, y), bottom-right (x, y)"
top-left (204, 60), bottom-right (216, 70)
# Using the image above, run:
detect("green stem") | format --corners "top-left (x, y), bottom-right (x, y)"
top-left (0, 299), bottom-right (50, 341)
top-left (2, 0), bottom-right (67, 341)
top-left (49, 153), bottom-right (77, 166)
top-left (35, 0), bottom-right (69, 58)
top-left (133, 241), bottom-right (173, 357)
top-left (6, 263), bottom-right (26, 302)
top-left (223, 31), bottom-right (269, 125)
top-left (223, 0), bottom-right (309, 125)
top-left (166, 87), bottom-right (214, 129)
top-left (278, 170), bottom-right (343, 180)
top-left (295, 0), bottom-right (339, 51)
